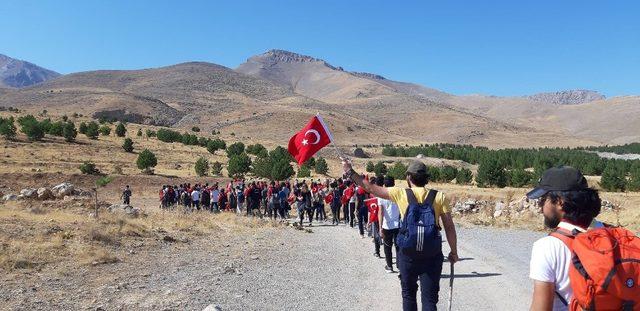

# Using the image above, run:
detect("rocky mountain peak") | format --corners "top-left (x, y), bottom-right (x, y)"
top-left (0, 53), bottom-right (61, 88)
top-left (252, 49), bottom-right (341, 70)
top-left (526, 89), bottom-right (605, 105)
top-left (350, 72), bottom-right (386, 80)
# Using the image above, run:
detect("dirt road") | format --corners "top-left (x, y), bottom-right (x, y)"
top-left (1, 218), bottom-right (542, 311)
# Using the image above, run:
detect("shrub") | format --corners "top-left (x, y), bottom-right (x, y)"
top-left (78, 122), bottom-right (88, 134)
top-left (156, 128), bottom-right (182, 143)
top-left (85, 121), bottom-right (99, 139)
top-left (226, 142), bottom-right (245, 157)
top-left (297, 164), bottom-right (311, 178)
top-left (145, 129), bottom-right (156, 138)
top-left (95, 175), bottom-right (114, 187)
top-left (388, 162), bottom-right (408, 180)
top-left (476, 158), bottom-right (507, 188)
top-left (271, 158), bottom-right (295, 180)
top-left (440, 166), bottom-right (458, 183)
top-left (122, 138), bottom-right (134, 153)
top-left (194, 157), bottom-right (209, 177)
top-left (99, 125), bottom-right (111, 136)
top-left (508, 167), bottom-right (534, 188)
top-left (211, 161), bottom-right (223, 176)
top-left (627, 162), bottom-right (640, 191)
top-left (115, 122), bottom-right (127, 137)
top-left (136, 149), bottom-right (158, 173)
top-left (0, 117), bottom-right (17, 140)
top-left (136, 128), bottom-right (142, 137)
top-left (365, 161), bottom-right (375, 172)
top-left (373, 161), bottom-right (387, 177)
top-left (246, 143), bottom-right (267, 156)
top-left (47, 121), bottom-right (65, 136)
top-left (600, 162), bottom-right (626, 192)
top-left (17, 115), bottom-right (45, 141)
top-left (79, 161), bottom-right (100, 175)
top-left (191, 126), bottom-right (200, 132)
top-left (63, 122), bottom-right (77, 142)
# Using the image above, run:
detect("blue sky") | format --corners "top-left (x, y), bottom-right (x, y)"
top-left (1, 0), bottom-right (638, 96)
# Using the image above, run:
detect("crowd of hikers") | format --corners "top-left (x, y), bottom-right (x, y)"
top-left (122, 159), bottom-right (638, 311)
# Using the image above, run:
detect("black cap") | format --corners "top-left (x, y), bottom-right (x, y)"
top-left (407, 160), bottom-right (427, 175)
top-left (526, 166), bottom-right (589, 199)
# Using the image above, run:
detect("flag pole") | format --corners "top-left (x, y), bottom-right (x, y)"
top-left (316, 113), bottom-right (345, 160)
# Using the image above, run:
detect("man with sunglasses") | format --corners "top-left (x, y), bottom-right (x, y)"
top-left (527, 166), bottom-right (602, 311)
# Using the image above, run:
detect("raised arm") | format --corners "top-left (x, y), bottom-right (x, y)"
top-left (342, 158), bottom-right (391, 200)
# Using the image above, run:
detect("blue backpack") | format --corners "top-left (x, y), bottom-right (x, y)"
top-left (396, 189), bottom-right (442, 257)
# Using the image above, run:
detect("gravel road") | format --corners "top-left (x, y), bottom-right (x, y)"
top-left (1, 220), bottom-right (544, 311)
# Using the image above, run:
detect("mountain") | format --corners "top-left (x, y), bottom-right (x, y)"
top-left (0, 54), bottom-right (60, 88)
top-left (525, 90), bottom-right (605, 105)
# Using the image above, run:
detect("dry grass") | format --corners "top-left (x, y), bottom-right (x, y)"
top-left (0, 200), bottom-right (281, 272)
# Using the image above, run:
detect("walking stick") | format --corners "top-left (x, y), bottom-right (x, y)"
top-left (448, 261), bottom-right (454, 311)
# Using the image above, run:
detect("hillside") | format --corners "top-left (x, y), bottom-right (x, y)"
top-left (0, 54), bottom-right (60, 88)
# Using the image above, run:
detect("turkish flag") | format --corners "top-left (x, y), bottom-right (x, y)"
top-left (288, 115), bottom-right (333, 165)
top-left (364, 197), bottom-right (379, 212)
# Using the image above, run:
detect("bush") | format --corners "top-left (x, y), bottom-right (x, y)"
top-left (365, 161), bottom-right (375, 172)
top-left (456, 168), bottom-right (473, 185)
top-left (99, 125), bottom-right (111, 136)
top-left (115, 122), bottom-right (127, 137)
top-left (270, 146), bottom-right (293, 163)
top-left (122, 138), bottom-right (134, 152)
top-left (17, 115), bottom-right (45, 141)
top-left (136, 149), bottom-right (158, 173)
top-left (85, 121), bottom-right (99, 139)
top-left (211, 161), bottom-right (223, 176)
top-left (388, 162), bottom-right (408, 180)
top-left (246, 143), bottom-right (267, 156)
top-left (297, 164), bottom-right (311, 178)
top-left (63, 122), bottom-right (77, 142)
top-left (315, 157), bottom-right (328, 175)
top-left (194, 157), bottom-right (209, 177)
top-left (600, 162), bottom-right (626, 192)
top-left (627, 162), bottom-right (640, 191)
top-left (47, 121), bottom-right (65, 136)
top-left (440, 166), bottom-right (458, 183)
top-left (476, 158), bottom-right (507, 188)
top-left (227, 153), bottom-right (251, 178)
top-left (226, 142), bottom-right (245, 157)
top-left (191, 126), bottom-right (200, 132)
top-left (95, 175), bottom-right (114, 187)
top-left (136, 128), bottom-right (142, 137)
top-left (156, 128), bottom-right (182, 143)
top-left (508, 167), bottom-right (534, 188)
top-left (207, 138), bottom-right (226, 153)
top-left (0, 117), bottom-right (17, 140)
top-left (373, 161), bottom-right (387, 177)
top-left (181, 133), bottom-right (198, 145)
top-left (145, 129), bottom-right (156, 138)
top-left (79, 161), bottom-right (100, 175)
top-left (78, 122), bottom-right (88, 134)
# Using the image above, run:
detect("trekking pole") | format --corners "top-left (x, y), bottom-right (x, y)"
top-left (448, 261), bottom-right (454, 311)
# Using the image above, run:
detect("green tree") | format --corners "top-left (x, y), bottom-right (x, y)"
top-left (122, 138), bottom-right (134, 153)
top-left (211, 161), bottom-right (223, 176)
top-left (136, 128), bottom-right (142, 137)
top-left (227, 153), bottom-right (251, 178)
top-left (600, 162), bottom-right (626, 192)
top-left (476, 158), bottom-right (507, 188)
top-left (246, 143), bottom-right (267, 156)
top-left (373, 161), bottom-right (387, 177)
top-left (297, 164), bottom-right (311, 178)
top-left (365, 161), bottom-right (375, 173)
top-left (441, 166), bottom-right (458, 182)
top-left (252, 156), bottom-right (274, 179)
top-left (62, 122), bottom-right (77, 142)
top-left (226, 142), bottom-right (245, 157)
top-left (17, 115), bottom-right (45, 141)
top-left (627, 162), bottom-right (640, 191)
top-left (115, 122), bottom-right (127, 137)
top-left (270, 146), bottom-right (293, 163)
top-left (136, 149), bottom-right (158, 174)
top-left (99, 125), bottom-right (111, 136)
top-left (48, 121), bottom-right (65, 136)
top-left (0, 117), bottom-right (17, 140)
top-left (194, 157), bottom-right (209, 177)
top-left (456, 168), bottom-right (473, 185)
top-left (508, 167), bottom-right (534, 188)
top-left (145, 129), bottom-right (156, 138)
top-left (388, 162), bottom-right (408, 180)
top-left (78, 122), bottom-right (88, 134)
top-left (427, 166), bottom-right (441, 183)
top-left (315, 157), bottom-right (328, 175)
top-left (85, 121), bottom-right (99, 139)
top-left (271, 158), bottom-right (295, 180)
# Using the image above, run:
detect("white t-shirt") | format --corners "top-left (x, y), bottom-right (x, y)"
top-left (378, 198), bottom-right (400, 230)
top-left (191, 190), bottom-right (200, 201)
top-left (211, 189), bottom-right (220, 202)
top-left (529, 222), bottom-right (586, 311)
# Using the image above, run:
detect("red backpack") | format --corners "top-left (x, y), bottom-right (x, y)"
top-left (551, 227), bottom-right (640, 311)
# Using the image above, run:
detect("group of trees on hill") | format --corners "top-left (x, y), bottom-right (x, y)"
top-left (2, 115), bottom-right (79, 142)
top-left (582, 143), bottom-right (640, 155)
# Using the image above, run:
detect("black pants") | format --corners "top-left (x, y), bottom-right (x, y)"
top-left (342, 203), bottom-right (349, 224)
top-left (382, 228), bottom-right (399, 268)
top-left (331, 203), bottom-right (341, 224)
top-left (398, 251), bottom-right (444, 311)
top-left (357, 207), bottom-right (368, 236)
top-left (348, 202), bottom-right (356, 227)
top-left (307, 207), bottom-right (314, 224)
top-left (315, 202), bottom-right (325, 221)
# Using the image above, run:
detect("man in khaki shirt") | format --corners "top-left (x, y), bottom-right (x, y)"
top-left (342, 159), bottom-right (458, 311)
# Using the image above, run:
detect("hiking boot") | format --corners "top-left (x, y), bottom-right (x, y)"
top-left (384, 266), bottom-right (394, 273)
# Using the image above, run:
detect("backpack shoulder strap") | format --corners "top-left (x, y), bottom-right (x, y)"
top-left (549, 228), bottom-right (575, 250)
top-left (425, 189), bottom-right (438, 206)
top-left (405, 188), bottom-right (418, 206)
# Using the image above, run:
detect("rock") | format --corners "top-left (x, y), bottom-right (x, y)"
top-left (3, 194), bottom-right (18, 201)
top-left (20, 188), bottom-right (38, 199)
top-left (493, 210), bottom-right (503, 218)
top-left (353, 147), bottom-right (368, 158)
top-left (416, 154), bottom-right (425, 159)
top-left (52, 182), bottom-right (75, 198)
top-left (107, 204), bottom-right (140, 217)
top-left (36, 188), bottom-right (53, 200)
top-left (494, 201), bottom-right (505, 212)
top-left (203, 304), bottom-right (223, 311)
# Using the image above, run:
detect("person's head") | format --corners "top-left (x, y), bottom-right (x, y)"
top-left (384, 175), bottom-right (395, 187)
top-left (406, 161), bottom-right (429, 187)
top-left (126, 185), bottom-right (130, 189)
top-left (370, 176), bottom-right (377, 186)
top-left (301, 184), bottom-right (309, 192)
top-left (527, 166), bottom-right (601, 229)
top-left (375, 177), bottom-right (384, 187)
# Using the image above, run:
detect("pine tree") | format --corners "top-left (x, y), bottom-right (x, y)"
top-left (297, 164), bottom-right (311, 178)
top-left (211, 161), bottom-right (223, 176)
top-left (227, 153), bottom-right (251, 178)
top-left (0, 117), bottom-right (17, 140)
top-left (373, 161), bottom-right (387, 177)
top-left (137, 149), bottom-right (158, 174)
top-left (85, 122), bottom-right (99, 139)
top-left (476, 158), bottom-right (507, 188)
top-left (600, 162), bottom-right (626, 192)
top-left (456, 168), bottom-right (473, 185)
top-left (194, 157), bottom-right (209, 177)
top-left (122, 138), bottom-right (134, 152)
top-left (315, 157), bottom-right (328, 175)
top-left (365, 161), bottom-right (375, 173)
top-left (63, 122), bottom-right (77, 142)
top-left (115, 122), bottom-right (127, 137)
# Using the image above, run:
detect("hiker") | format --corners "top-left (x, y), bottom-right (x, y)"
top-left (249, 181), bottom-right (262, 217)
top-left (342, 159), bottom-right (459, 311)
top-left (378, 175), bottom-right (401, 273)
top-left (201, 185), bottom-right (210, 211)
top-left (356, 180), bottom-right (370, 238)
top-left (330, 181), bottom-right (342, 225)
top-left (527, 166), bottom-right (604, 311)
top-left (295, 183), bottom-right (312, 226)
top-left (191, 187), bottom-right (201, 210)
top-left (235, 186), bottom-right (244, 214)
top-left (343, 181), bottom-right (356, 227)
top-left (368, 177), bottom-right (382, 257)
top-left (218, 188), bottom-right (228, 211)
top-left (121, 185), bottom-right (132, 205)
top-left (211, 185), bottom-right (220, 212)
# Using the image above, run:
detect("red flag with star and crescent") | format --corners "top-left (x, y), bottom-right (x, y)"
top-left (288, 115), bottom-right (333, 166)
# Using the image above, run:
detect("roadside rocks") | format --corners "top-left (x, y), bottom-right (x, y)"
top-left (37, 188), bottom-right (54, 200)
top-left (20, 188), bottom-right (38, 199)
top-left (107, 204), bottom-right (141, 218)
top-left (51, 182), bottom-right (75, 198)
top-left (3, 182), bottom-right (94, 203)
top-left (3, 194), bottom-right (18, 201)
